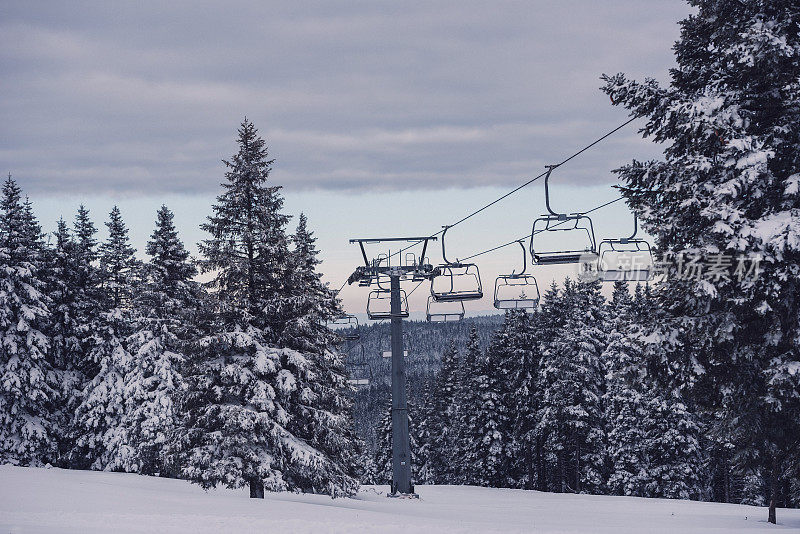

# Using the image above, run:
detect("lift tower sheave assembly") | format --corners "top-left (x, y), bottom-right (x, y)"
top-left (348, 236), bottom-right (437, 498)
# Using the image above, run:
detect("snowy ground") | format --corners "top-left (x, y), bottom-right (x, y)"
top-left (1, 466), bottom-right (798, 533)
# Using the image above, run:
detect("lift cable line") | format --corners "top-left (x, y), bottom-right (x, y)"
top-left (459, 196), bottom-right (625, 262)
top-left (386, 116), bottom-right (639, 263)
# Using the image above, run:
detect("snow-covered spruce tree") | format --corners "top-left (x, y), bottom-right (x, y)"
top-left (413, 379), bottom-right (435, 485)
top-left (536, 279), bottom-right (607, 494)
top-left (470, 334), bottom-right (508, 487)
top-left (0, 177), bottom-right (57, 465)
top-left (602, 0), bottom-right (800, 522)
top-left (490, 309), bottom-right (537, 488)
top-left (374, 404), bottom-right (392, 485)
top-left (44, 219), bottom-right (83, 459)
top-left (452, 327), bottom-right (487, 485)
top-left (426, 339), bottom-right (461, 484)
top-left (70, 206), bottom-right (139, 470)
top-left (277, 212), bottom-right (360, 495)
top-left (122, 206), bottom-right (200, 475)
top-left (181, 119), bottom-right (357, 498)
top-left (71, 205), bottom-right (102, 380)
top-left (603, 281), bottom-right (648, 496)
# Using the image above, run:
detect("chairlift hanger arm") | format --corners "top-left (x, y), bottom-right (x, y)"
top-left (629, 212), bottom-right (639, 241)
top-left (543, 165), bottom-right (561, 217)
top-left (441, 225), bottom-right (457, 265)
top-left (514, 239), bottom-right (527, 276)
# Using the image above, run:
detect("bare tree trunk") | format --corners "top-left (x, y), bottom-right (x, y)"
top-left (768, 457), bottom-right (777, 524)
top-left (250, 478), bottom-right (265, 499)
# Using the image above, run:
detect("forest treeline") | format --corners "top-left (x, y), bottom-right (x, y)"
top-left (0, 120), bottom-right (361, 498)
top-left (366, 282), bottom-right (798, 510)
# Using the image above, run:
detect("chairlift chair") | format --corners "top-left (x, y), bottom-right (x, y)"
top-left (380, 332), bottom-right (411, 358)
top-left (328, 314), bottom-right (360, 341)
top-left (366, 289), bottom-right (409, 320)
top-left (347, 362), bottom-right (372, 387)
top-left (530, 166), bottom-right (597, 265)
top-left (426, 295), bottom-right (466, 322)
top-left (430, 226), bottom-right (484, 302)
top-left (494, 240), bottom-right (540, 310)
top-left (597, 213), bottom-right (654, 282)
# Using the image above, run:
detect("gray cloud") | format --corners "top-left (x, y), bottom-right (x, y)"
top-left (1, 0), bottom-right (691, 195)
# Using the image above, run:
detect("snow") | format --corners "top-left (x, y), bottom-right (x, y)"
top-left (2, 466), bottom-right (799, 533)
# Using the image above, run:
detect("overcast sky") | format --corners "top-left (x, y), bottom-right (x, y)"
top-left (1, 0), bottom-right (693, 316)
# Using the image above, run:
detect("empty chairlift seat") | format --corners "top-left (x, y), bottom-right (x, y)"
top-left (366, 289), bottom-right (409, 320)
top-left (597, 214), bottom-right (654, 282)
top-left (328, 314), bottom-right (360, 341)
top-left (529, 166), bottom-right (597, 265)
top-left (426, 295), bottom-right (466, 322)
top-left (494, 239), bottom-right (540, 310)
top-left (430, 225), bottom-right (484, 303)
top-left (430, 263), bottom-right (483, 302)
top-left (347, 362), bottom-right (372, 387)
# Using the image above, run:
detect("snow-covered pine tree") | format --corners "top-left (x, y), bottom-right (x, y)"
top-left (414, 379), bottom-right (435, 485)
top-left (470, 334), bottom-right (507, 487)
top-left (71, 205), bottom-right (102, 380)
top-left (70, 207), bottom-right (139, 470)
top-left (490, 309), bottom-right (537, 488)
top-left (182, 119), bottom-right (354, 498)
top-left (452, 327), bottom-right (486, 486)
top-left (426, 339), bottom-right (461, 484)
top-left (0, 177), bottom-right (57, 465)
top-left (536, 279), bottom-right (607, 494)
top-left (602, 0), bottom-right (800, 522)
top-left (603, 282), bottom-right (649, 497)
top-left (374, 404), bottom-right (392, 485)
top-left (122, 206), bottom-right (200, 475)
top-left (44, 218), bottom-right (83, 460)
top-left (277, 212), bottom-right (359, 496)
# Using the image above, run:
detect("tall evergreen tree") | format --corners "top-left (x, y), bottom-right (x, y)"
top-left (453, 327), bottom-right (486, 485)
top-left (603, 282), bottom-right (648, 496)
top-left (123, 206), bottom-right (199, 475)
top-left (536, 279), bottom-right (607, 494)
top-left (427, 339), bottom-right (461, 483)
top-left (181, 119), bottom-right (357, 498)
top-left (492, 309), bottom-right (537, 488)
top-left (603, 0), bottom-right (800, 522)
top-left (70, 207), bottom-right (138, 470)
top-left (279, 213), bottom-right (359, 496)
top-left (0, 177), bottom-right (56, 465)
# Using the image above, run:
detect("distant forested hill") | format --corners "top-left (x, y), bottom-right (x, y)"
top-left (344, 315), bottom-right (503, 455)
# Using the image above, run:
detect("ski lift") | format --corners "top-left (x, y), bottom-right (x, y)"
top-left (366, 289), bottom-right (409, 320)
top-left (426, 295), bottom-right (465, 322)
top-left (430, 225), bottom-right (484, 302)
top-left (328, 314), bottom-right (360, 341)
top-left (379, 331), bottom-right (411, 358)
top-left (494, 240), bottom-right (540, 310)
top-left (530, 166), bottom-right (597, 265)
top-left (347, 362), bottom-right (372, 387)
top-left (597, 213), bottom-right (654, 282)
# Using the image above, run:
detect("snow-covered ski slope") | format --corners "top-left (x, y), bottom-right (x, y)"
top-left (1, 466), bottom-right (798, 533)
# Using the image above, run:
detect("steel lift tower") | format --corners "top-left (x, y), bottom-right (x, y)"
top-left (348, 236), bottom-right (437, 497)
